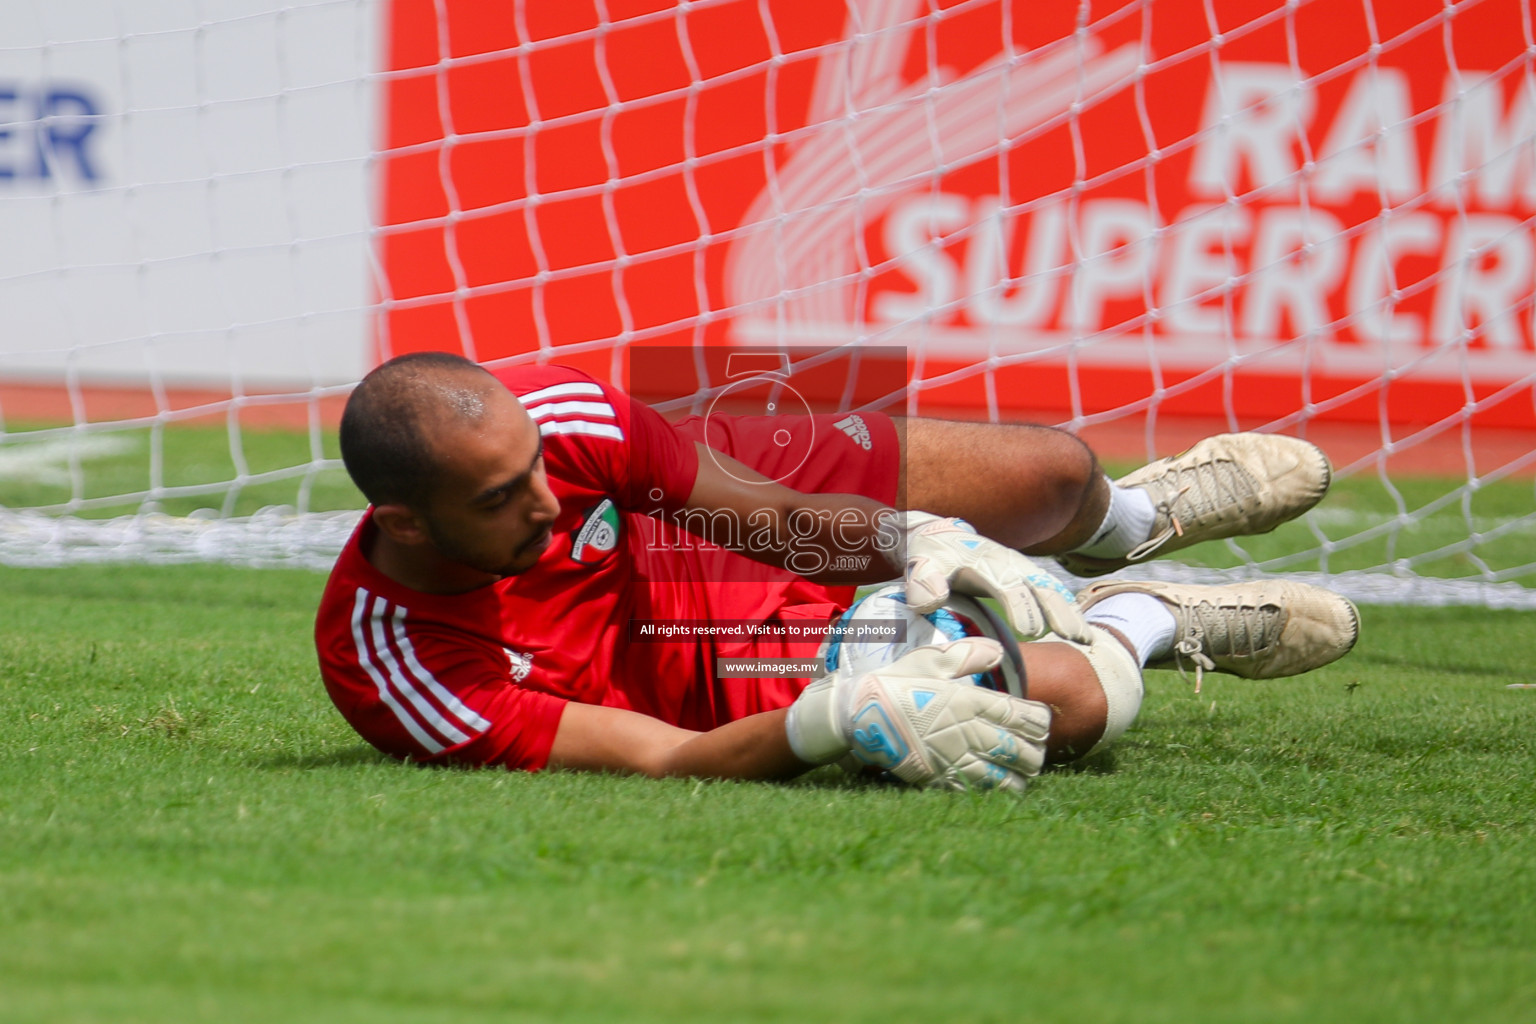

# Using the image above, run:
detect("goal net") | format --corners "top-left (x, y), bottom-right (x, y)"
top-left (3, 0), bottom-right (1535, 607)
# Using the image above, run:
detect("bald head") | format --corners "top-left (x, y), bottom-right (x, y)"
top-left (340, 352), bottom-right (502, 508)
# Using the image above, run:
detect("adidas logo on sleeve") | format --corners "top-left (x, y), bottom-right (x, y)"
top-left (834, 413), bottom-right (872, 451)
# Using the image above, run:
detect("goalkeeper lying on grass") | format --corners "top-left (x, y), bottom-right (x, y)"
top-left (314, 353), bottom-right (1358, 792)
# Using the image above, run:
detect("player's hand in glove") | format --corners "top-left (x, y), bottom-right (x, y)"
top-left (895, 511), bottom-right (1090, 644)
top-left (784, 637), bottom-right (1053, 793)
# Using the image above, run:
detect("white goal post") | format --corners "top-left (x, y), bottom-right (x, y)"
top-left (2, 0), bottom-right (1535, 607)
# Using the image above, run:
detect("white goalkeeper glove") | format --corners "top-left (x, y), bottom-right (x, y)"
top-left (784, 637), bottom-right (1053, 793)
top-left (896, 511), bottom-right (1090, 644)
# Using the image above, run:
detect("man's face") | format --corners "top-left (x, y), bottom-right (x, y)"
top-left (417, 385), bottom-right (561, 578)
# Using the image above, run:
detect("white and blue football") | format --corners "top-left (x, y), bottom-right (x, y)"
top-left (822, 584), bottom-right (1025, 697)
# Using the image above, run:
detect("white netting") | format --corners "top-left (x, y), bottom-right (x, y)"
top-left (0, 506), bottom-right (362, 571)
top-left (2, 0), bottom-right (1534, 606)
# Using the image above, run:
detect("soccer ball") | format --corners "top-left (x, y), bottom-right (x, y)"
top-left (822, 584), bottom-right (1025, 698)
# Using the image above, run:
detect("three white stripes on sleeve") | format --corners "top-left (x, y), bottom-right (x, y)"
top-left (520, 382), bottom-right (624, 442)
top-left (350, 590), bottom-right (493, 755)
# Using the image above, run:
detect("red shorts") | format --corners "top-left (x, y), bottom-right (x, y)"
top-left (671, 410), bottom-right (900, 505)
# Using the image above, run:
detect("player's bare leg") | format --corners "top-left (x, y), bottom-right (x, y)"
top-left (892, 417), bottom-right (1109, 554)
top-left (1013, 640), bottom-right (1112, 763)
top-left (893, 418), bottom-right (1333, 570)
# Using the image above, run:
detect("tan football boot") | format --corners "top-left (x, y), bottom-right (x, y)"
top-left (1060, 433), bottom-right (1332, 577)
top-left (1077, 578), bottom-right (1360, 692)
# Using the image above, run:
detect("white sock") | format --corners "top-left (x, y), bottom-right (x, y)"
top-left (1073, 481), bottom-right (1156, 559)
top-left (1084, 592), bottom-right (1176, 667)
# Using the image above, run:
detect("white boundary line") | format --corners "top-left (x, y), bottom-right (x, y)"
top-left (2, 508), bottom-right (1534, 607)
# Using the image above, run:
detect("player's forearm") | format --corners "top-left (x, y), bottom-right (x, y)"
top-left (546, 702), bottom-right (812, 781)
top-left (651, 709), bottom-right (811, 780)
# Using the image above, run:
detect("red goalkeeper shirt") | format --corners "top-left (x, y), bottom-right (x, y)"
top-left (314, 364), bottom-right (892, 772)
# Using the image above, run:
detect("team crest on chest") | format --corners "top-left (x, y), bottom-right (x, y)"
top-left (570, 497), bottom-right (621, 564)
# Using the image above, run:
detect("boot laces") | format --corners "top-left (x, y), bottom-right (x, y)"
top-left (1123, 459), bottom-right (1257, 564)
top-left (1171, 632), bottom-right (1215, 693)
top-left (1168, 598), bottom-right (1280, 693)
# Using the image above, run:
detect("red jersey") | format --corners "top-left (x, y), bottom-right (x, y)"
top-left (314, 365), bottom-right (889, 772)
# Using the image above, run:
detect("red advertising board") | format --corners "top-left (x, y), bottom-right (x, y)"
top-left (378, 0), bottom-right (1536, 427)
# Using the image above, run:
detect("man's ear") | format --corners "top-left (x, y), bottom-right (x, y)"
top-left (372, 502), bottom-right (432, 546)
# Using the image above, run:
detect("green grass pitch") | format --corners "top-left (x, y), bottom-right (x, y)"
top-left (1, 561), bottom-right (1533, 1023)
top-left (1, 426), bottom-right (1533, 1020)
